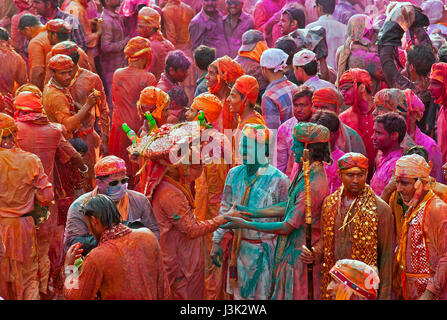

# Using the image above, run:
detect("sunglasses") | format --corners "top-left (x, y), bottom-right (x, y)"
top-left (107, 177), bottom-right (129, 187)
top-left (227, 0), bottom-right (241, 5)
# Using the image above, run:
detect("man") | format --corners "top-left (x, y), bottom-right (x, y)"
top-left (224, 122), bottom-right (331, 299)
top-left (189, 0), bottom-right (228, 59)
top-left (276, 85), bottom-right (313, 174)
top-left (64, 195), bottom-right (169, 300)
top-left (206, 55), bottom-right (244, 131)
top-left (253, 0), bottom-right (286, 47)
top-left (301, 152), bottom-right (394, 300)
top-left (274, 35), bottom-right (299, 86)
top-left (109, 36), bottom-right (156, 186)
top-left (47, 40), bottom-right (91, 77)
top-left (0, 27), bottom-right (28, 113)
top-left (428, 62), bottom-right (447, 164)
top-left (50, 40), bottom-right (110, 190)
top-left (333, 0), bottom-right (358, 25)
top-left (211, 124), bottom-right (290, 299)
top-left (99, 0), bottom-right (130, 113)
top-left (10, 0), bottom-right (34, 61)
top-left (312, 87), bottom-right (366, 155)
top-left (370, 112), bottom-right (406, 196)
top-left (64, 155), bottom-right (160, 255)
top-left (14, 89), bottom-right (85, 298)
top-left (293, 49), bottom-right (336, 91)
top-left (138, 6), bottom-right (175, 82)
top-left (234, 29), bottom-right (269, 100)
top-left (166, 87), bottom-right (188, 124)
top-left (18, 13), bottom-right (51, 90)
top-left (136, 86), bottom-right (170, 135)
top-left (278, 5), bottom-right (305, 38)
top-left (260, 48), bottom-right (297, 130)
top-left (338, 68), bottom-right (376, 176)
top-left (394, 154), bottom-right (447, 299)
top-left (0, 113), bottom-right (54, 300)
top-left (33, 0), bottom-right (87, 51)
top-left (194, 45), bottom-right (216, 97)
top-left (157, 50), bottom-right (191, 98)
top-left (223, 0), bottom-right (254, 59)
top-left (42, 54), bottom-right (100, 139)
top-left (305, 0), bottom-right (347, 69)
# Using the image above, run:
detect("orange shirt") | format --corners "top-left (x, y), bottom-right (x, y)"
top-left (28, 29), bottom-right (52, 71)
top-left (64, 227), bottom-right (170, 300)
top-left (0, 41), bottom-right (28, 95)
top-left (0, 147), bottom-right (54, 218)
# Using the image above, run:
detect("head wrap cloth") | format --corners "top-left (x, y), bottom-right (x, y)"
top-left (48, 54), bottom-right (75, 71)
top-left (0, 112), bottom-right (18, 142)
top-left (209, 56), bottom-right (244, 94)
top-left (94, 155), bottom-right (127, 178)
top-left (138, 86), bottom-right (170, 125)
top-left (338, 152), bottom-right (369, 172)
top-left (191, 93), bottom-right (223, 124)
top-left (312, 87), bottom-right (344, 113)
top-left (124, 36), bottom-right (152, 64)
top-left (339, 68), bottom-right (372, 112)
top-left (293, 122), bottom-right (330, 148)
top-left (233, 75), bottom-right (259, 114)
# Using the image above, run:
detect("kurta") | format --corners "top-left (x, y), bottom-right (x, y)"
top-left (0, 41), bottom-right (28, 96)
top-left (64, 226), bottom-right (170, 300)
top-left (213, 165), bottom-right (290, 299)
top-left (28, 29), bottom-right (52, 89)
top-left (370, 149), bottom-right (403, 197)
top-left (270, 161), bottom-right (330, 300)
top-left (69, 67), bottom-right (110, 189)
top-left (151, 179), bottom-right (223, 300)
top-left (109, 66), bottom-right (156, 181)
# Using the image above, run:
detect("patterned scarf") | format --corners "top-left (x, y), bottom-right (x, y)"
top-left (98, 223), bottom-right (132, 246)
top-left (320, 185), bottom-right (378, 300)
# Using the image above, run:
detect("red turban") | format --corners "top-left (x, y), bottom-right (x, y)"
top-left (337, 152), bottom-right (369, 171)
top-left (191, 93), bottom-right (223, 124)
top-left (13, 92), bottom-right (43, 113)
top-left (209, 56), bottom-right (244, 94)
top-left (15, 84), bottom-right (42, 98)
top-left (46, 19), bottom-right (72, 34)
top-left (429, 62), bottom-right (447, 105)
top-left (233, 75), bottom-right (259, 113)
top-left (48, 54), bottom-right (75, 71)
top-left (339, 68), bottom-right (372, 111)
top-left (312, 87), bottom-right (344, 114)
top-left (94, 155), bottom-right (127, 178)
top-left (51, 41), bottom-right (78, 58)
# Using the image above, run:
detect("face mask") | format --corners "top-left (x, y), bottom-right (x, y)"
top-left (106, 183), bottom-right (128, 201)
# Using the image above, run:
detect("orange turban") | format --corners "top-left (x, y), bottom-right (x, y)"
top-left (124, 36), bottom-right (152, 64)
top-left (51, 41), bottom-right (78, 57)
top-left (233, 75), bottom-right (259, 112)
top-left (94, 155), bottom-right (127, 178)
top-left (46, 19), bottom-right (72, 33)
top-left (395, 154), bottom-right (431, 180)
top-left (48, 54), bottom-right (74, 71)
top-left (209, 56), bottom-right (244, 94)
top-left (329, 259), bottom-right (379, 300)
top-left (13, 92), bottom-right (43, 113)
top-left (137, 86), bottom-right (170, 125)
top-left (429, 62), bottom-right (447, 105)
top-left (15, 84), bottom-right (42, 98)
top-left (312, 87), bottom-right (344, 114)
top-left (293, 122), bottom-right (330, 147)
top-left (337, 152), bottom-right (369, 171)
top-left (0, 112), bottom-right (17, 141)
top-left (191, 93), bottom-right (223, 124)
top-left (138, 6), bottom-right (161, 29)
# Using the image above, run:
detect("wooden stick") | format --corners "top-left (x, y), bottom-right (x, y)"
top-left (302, 148), bottom-right (313, 300)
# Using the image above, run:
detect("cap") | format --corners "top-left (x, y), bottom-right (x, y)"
top-left (293, 49), bottom-right (316, 67)
top-left (239, 29), bottom-right (265, 52)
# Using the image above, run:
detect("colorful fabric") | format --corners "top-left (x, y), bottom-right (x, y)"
top-left (13, 92), bottom-right (43, 112)
top-left (238, 41), bottom-right (268, 64)
top-left (370, 149), bottom-right (403, 196)
top-left (191, 93), bottom-right (223, 124)
top-left (329, 259), bottom-right (379, 300)
top-left (374, 88), bottom-right (408, 115)
top-left (137, 86), bottom-right (169, 126)
top-left (209, 56), bottom-right (245, 94)
top-left (259, 48), bottom-right (288, 72)
top-left (138, 6), bottom-right (161, 29)
top-left (233, 75), bottom-right (259, 110)
top-left (395, 154), bottom-right (431, 179)
top-left (337, 152), bottom-right (368, 171)
top-left (48, 54), bottom-right (75, 71)
top-left (46, 18), bottom-right (72, 34)
top-left (0, 38), bottom-right (28, 96)
top-left (339, 68), bottom-right (373, 105)
top-left (429, 62), bottom-right (447, 163)
top-left (324, 148), bottom-right (345, 194)
top-left (337, 14), bottom-right (373, 84)
top-left (124, 36), bottom-right (152, 67)
top-left (94, 155), bottom-right (126, 178)
top-left (292, 49), bottom-right (316, 67)
top-left (241, 123), bottom-right (270, 144)
top-left (312, 87), bottom-right (344, 114)
top-left (404, 89), bottom-right (424, 121)
top-left (51, 41), bottom-right (79, 57)
top-left (293, 122), bottom-right (330, 147)
top-left (15, 84), bottom-right (42, 98)
top-left (261, 76), bottom-right (297, 129)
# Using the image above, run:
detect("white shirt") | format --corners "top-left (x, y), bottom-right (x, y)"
top-left (306, 14), bottom-right (348, 70)
top-left (303, 75), bottom-right (337, 91)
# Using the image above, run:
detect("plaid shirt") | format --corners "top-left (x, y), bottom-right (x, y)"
top-left (40, 9), bottom-right (87, 52)
top-left (261, 76), bottom-right (297, 130)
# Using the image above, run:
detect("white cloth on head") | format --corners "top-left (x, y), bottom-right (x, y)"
top-left (260, 48), bottom-right (289, 72)
top-left (293, 49), bottom-right (316, 67)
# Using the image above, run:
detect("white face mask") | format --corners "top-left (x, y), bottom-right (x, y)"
top-left (106, 183), bottom-right (128, 201)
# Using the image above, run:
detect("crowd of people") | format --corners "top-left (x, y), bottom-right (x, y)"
top-left (1, 0), bottom-right (447, 301)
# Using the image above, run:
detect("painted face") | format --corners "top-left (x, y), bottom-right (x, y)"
top-left (20, 26), bottom-right (34, 41)
top-left (340, 83), bottom-right (355, 106)
top-left (185, 106), bottom-right (199, 121)
top-left (313, 102), bottom-right (337, 113)
top-left (339, 167), bottom-right (367, 195)
top-left (279, 12), bottom-right (292, 35)
top-left (203, 0), bottom-right (218, 15)
top-left (96, 172), bottom-right (128, 195)
top-left (226, 0), bottom-right (242, 15)
top-left (53, 68), bottom-right (74, 87)
top-left (169, 68), bottom-right (188, 83)
top-left (293, 96), bottom-right (313, 122)
top-left (228, 87), bottom-right (243, 114)
top-left (428, 78), bottom-right (444, 101)
top-left (396, 176), bottom-right (417, 204)
top-left (291, 137), bottom-right (304, 164)
top-left (33, 0), bottom-right (47, 16)
top-left (205, 65), bottom-right (219, 89)
top-left (137, 22), bottom-right (155, 38)
top-left (139, 104), bottom-right (157, 115)
top-left (372, 122), bottom-right (391, 152)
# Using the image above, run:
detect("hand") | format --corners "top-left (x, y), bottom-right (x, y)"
top-left (64, 243), bottom-right (84, 267)
top-left (86, 91), bottom-right (100, 109)
top-left (384, 175), bottom-right (397, 194)
top-left (300, 245), bottom-right (315, 264)
top-left (225, 202), bottom-right (245, 219)
top-left (210, 242), bottom-right (223, 267)
top-left (96, 18), bottom-right (104, 35)
top-left (224, 216), bottom-right (249, 229)
top-left (236, 204), bottom-right (256, 219)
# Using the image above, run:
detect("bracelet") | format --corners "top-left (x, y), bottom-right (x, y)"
top-left (78, 164), bottom-right (88, 173)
